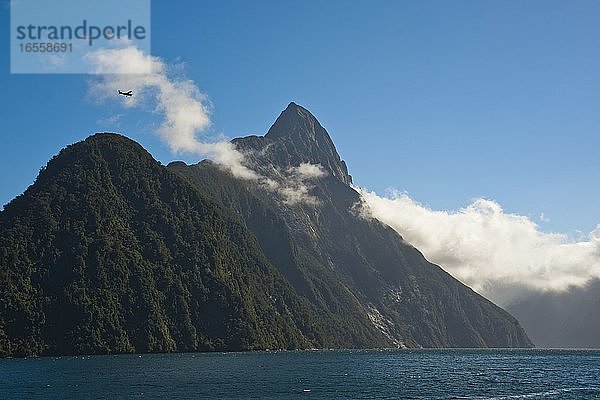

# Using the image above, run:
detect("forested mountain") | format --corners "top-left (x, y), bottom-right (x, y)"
top-left (0, 103), bottom-right (532, 357)
top-left (0, 134), bottom-right (325, 356)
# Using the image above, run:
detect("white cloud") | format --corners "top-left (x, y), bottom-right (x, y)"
top-left (289, 162), bottom-right (326, 179)
top-left (85, 45), bottom-right (258, 180)
top-left (279, 163), bottom-right (326, 205)
top-left (279, 184), bottom-right (318, 206)
top-left (357, 188), bottom-right (600, 306)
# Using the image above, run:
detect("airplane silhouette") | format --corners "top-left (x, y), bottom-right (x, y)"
top-left (118, 90), bottom-right (133, 97)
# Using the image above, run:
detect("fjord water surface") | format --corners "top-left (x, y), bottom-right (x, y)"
top-left (1, 349), bottom-right (599, 399)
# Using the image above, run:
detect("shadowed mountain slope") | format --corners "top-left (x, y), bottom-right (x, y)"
top-left (170, 102), bottom-right (533, 348)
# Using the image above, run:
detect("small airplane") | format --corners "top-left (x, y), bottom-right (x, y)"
top-left (118, 90), bottom-right (133, 97)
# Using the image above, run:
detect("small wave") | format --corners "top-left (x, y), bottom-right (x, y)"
top-left (477, 386), bottom-right (600, 400)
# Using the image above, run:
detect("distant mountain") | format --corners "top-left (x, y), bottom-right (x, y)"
top-left (170, 102), bottom-right (532, 348)
top-left (0, 103), bottom-right (532, 357)
top-left (507, 279), bottom-right (600, 348)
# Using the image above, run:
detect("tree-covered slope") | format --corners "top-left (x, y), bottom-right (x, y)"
top-left (168, 161), bottom-right (391, 348)
top-left (0, 133), bottom-right (325, 357)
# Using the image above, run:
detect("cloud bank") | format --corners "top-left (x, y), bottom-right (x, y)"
top-left (357, 188), bottom-right (600, 306)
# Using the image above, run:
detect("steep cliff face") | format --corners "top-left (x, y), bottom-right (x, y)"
top-left (233, 102), bottom-right (353, 185)
top-left (171, 102), bottom-right (533, 348)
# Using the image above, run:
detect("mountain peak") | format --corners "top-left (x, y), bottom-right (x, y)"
top-left (244, 102), bottom-right (351, 184)
top-left (265, 102), bottom-right (322, 140)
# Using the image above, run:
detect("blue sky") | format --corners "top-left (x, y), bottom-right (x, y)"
top-left (1, 0), bottom-right (599, 235)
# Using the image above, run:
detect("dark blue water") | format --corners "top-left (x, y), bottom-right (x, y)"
top-left (1, 349), bottom-right (599, 399)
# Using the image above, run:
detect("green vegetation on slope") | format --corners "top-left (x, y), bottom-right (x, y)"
top-left (169, 161), bottom-right (391, 348)
top-left (0, 133), bottom-right (324, 357)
